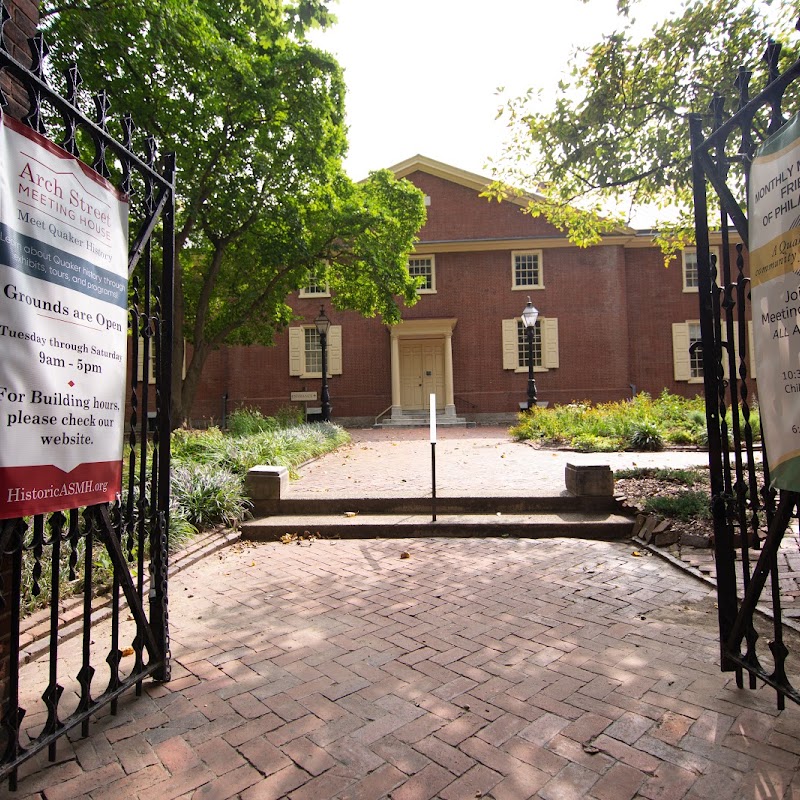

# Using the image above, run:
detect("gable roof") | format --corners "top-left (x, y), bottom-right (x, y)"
top-left (386, 154), bottom-right (545, 209)
top-left (388, 154), bottom-right (639, 240)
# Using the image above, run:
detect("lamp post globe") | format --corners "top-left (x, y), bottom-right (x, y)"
top-left (314, 305), bottom-right (332, 422)
top-left (521, 297), bottom-right (539, 412)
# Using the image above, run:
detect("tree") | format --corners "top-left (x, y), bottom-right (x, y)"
top-left (41, 0), bottom-right (425, 424)
top-left (486, 0), bottom-right (800, 254)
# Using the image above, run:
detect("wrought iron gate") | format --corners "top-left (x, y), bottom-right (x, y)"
top-left (0, 6), bottom-right (175, 789)
top-left (690, 30), bottom-right (800, 709)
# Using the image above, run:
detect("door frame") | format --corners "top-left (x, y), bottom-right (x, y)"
top-left (389, 318), bottom-right (457, 419)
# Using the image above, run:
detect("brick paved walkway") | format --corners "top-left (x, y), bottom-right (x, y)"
top-left (288, 427), bottom-right (712, 498)
top-left (10, 430), bottom-right (800, 800)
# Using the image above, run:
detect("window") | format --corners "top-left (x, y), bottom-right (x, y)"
top-left (304, 328), bottom-right (323, 374)
top-left (136, 337), bottom-right (186, 383)
top-left (682, 247), bottom-right (719, 292)
top-left (516, 319), bottom-right (542, 368)
top-left (408, 256), bottom-right (435, 293)
top-left (688, 322), bottom-right (703, 378)
top-left (136, 335), bottom-right (157, 384)
top-left (288, 325), bottom-right (342, 378)
top-left (299, 267), bottom-right (330, 297)
top-left (672, 321), bottom-right (703, 382)
top-left (512, 250), bottom-right (543, 290)
top-left (672, 320), bottom-right (748, 382)
top-left (502, 317), bottom-right (559, 371)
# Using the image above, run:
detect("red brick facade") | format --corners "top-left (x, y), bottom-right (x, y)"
top-left (188, 157), bottom-right (748, 425)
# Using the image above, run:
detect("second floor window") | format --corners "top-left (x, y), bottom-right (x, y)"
top-left (408, 256), bottom-right (435, 293)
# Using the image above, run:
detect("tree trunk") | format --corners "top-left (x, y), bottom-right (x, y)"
top-left (175, 343), bottom-right (211, 428)
top-left (170, 256), bottom-right (186, 428)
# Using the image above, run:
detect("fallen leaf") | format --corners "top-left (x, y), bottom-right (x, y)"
top-left (631, 551), bottom-right (642, 557)
top-left (121, 647), bottom-right (134, 657)
top-left (400, 551), bottom-right (411, 559)
top-left (583, 744), bottom-right (600, 755)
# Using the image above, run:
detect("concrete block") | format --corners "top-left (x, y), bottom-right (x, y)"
top-left (565, 464), bottom-right (614, 497)
top-left (245, 465), bottom-right (289, 502)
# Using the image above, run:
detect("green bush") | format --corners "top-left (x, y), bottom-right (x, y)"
top-left (171, 464), bottom-right (251, 528)
top-left (615, 467), bottom-right (704, 485)
top-left (572, 434), bottom-right (625, 452)
top-left (664, 428), bottom-right (696, 445)
top-left (227, 407), bottom-right (275, 436)
top-left (627, 421), bottom-right (664, 452)
top-left (510, 392), bottom-right (742, 452)
top-left (644, 490), bottom-right (711, 521)
top-left (228, 404), bottom-right (305, 435)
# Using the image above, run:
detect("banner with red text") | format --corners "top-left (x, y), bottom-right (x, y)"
top-left (749, 113), bottom-right (800, 491)
top-left (0, 115), bottom-right (129, 518)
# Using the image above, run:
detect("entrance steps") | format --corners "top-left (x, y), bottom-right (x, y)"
top-left (375, 413), bottom-right (470, 429)
top-left (240, 496), bottom-right (634, 542)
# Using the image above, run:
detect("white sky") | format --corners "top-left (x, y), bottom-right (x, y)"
top-left (309, 0), bottom-right (686, 182)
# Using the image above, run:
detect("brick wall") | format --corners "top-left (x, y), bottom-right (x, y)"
top-left (0, 0), bottom-right (40, 745)
top-left (0, 0), bottom-right (37, 117)
top-left (184, 162), bottom-right (751, 425)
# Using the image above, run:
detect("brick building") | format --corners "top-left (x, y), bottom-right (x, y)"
top-left (189, 155), bottom-right (749, 426)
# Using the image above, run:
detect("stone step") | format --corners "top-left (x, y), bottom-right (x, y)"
top-left (376, 415), bottom-right (470, 428)
top-left (250, 495), bottom-right (622, 517)
top-left (241, 510), bottom-right (635, 542)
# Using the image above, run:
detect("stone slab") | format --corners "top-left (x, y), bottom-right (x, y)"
top-left (565, 463), bottom-right (614, 496)
top-left (244, 465), bottom-right (289, 502)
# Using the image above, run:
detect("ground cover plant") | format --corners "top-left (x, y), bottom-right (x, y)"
top-left (19, 412), bottom-right (349, 616)
top-left (510, 390), bottom-right (760, 452)
top-left (614, 466), bottom-right (712, 521)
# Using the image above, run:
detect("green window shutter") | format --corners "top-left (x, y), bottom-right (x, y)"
top-left (502, 319), bottom-right (518, 370)
top-left (288, 328), bottom-right (303, 376)
top-left (543, 317), bottom-right (559, 369)
top-left (672, 322), bottom-right (690, 381)
top-left (328, 325), bottom-right (342, 375)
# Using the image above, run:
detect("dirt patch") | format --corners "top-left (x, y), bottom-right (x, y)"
top-left (615, 468), bottom-right (715, 545)
top-left (646, 595), bottom-right (719, 629)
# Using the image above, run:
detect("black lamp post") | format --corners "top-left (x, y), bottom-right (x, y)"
top-left (521, 297), bottom-right (539, 412)
top-left (314, 305), bottom-right (332, 421)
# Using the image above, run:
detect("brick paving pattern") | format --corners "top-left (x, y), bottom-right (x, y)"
top-left (9, 429), bottom-right (800, 799)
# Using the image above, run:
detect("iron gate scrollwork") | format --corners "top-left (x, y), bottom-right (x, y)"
top-left (0, 4), bottom-right (175, 789)
top-left (690, 22), bottom-right (800, 709)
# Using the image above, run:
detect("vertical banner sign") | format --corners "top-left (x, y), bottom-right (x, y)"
top-left (749, 113), bottom-right (800, 490)
top-left (0, 116), bottom-right (129, 518)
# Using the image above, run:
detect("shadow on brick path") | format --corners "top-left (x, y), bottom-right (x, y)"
top-left (11, 430), bottom-right (800, 800)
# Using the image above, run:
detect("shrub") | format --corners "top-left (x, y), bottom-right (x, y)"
top-left (510, 392), bottom-right (714, 451)
top-left (273, 404), bottom-right (305, 428)
top-left (227, 407), bottom-right (275, 436)
top-left (615, 467), bottom-right (704, 485)
top-left (664, 428), bottom-right (696, 445)
top-left (572, 434), bottom-right (625, 452)
top-left (627, 422), bottom-right (664, 452)
top-left (644, 490), bottom-right (711, 521)
top-left (171, 463), bottom-right (251, 528)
